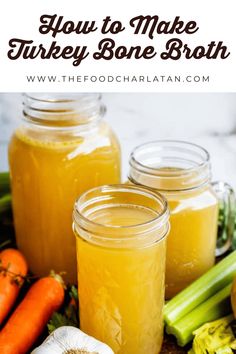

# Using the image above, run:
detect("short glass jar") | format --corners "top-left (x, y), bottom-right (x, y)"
top-left (73, 184), bottom-right (170, 354)
top-left (129, 140), bottom-right (235, 298)
top-left (8, 93), bottom-right (121, 283)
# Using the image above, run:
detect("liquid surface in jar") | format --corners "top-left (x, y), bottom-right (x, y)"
top-left (9, 121), bottom-right (121, 283)
top-left (87, 204), bottom-right (159, 226)
top-left (76, 203), bottom-right (166, 354)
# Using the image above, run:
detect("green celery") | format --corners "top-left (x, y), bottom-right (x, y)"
top-left (166, 283), bottom-right (232, 347)
top-left (0, 194), bottom-right (12, 214)
top-left (0, 172), bottom-right (10, 196)
top-left (164, 251), bottom-right (236, 326)
top-left (189, 314), bottom-right (236, 354)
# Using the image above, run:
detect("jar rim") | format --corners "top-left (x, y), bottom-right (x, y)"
top-left (129, 140), bottom-right (211, 192)
top-left (130, 140), bottom-right (210, 174)
top-left (23, 92), bottom-right (101, 104)
top-left (73, 184), bottom-right (169, 243)
top-left (22, 93), bottom-right (105, 129)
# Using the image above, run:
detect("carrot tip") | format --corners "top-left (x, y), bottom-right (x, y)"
top-left (49, 270), bottom-right (66, 290)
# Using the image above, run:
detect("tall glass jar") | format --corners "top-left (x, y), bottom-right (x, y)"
top-left (73, 184), bottom-right (170, 354)
top-left (8, 93), bottom-right (121, 283)
top-left (128, 141), bottom-right (235, 298)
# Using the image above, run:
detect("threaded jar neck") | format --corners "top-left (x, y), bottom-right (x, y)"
top-left (129, 140), bottom-right (211, 192)
top-left (22, 93), bottom-right (105, 129)
top-left (73, 184), bottom-right (170, 248)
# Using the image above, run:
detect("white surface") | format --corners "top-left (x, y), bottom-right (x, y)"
top-left (1, 93), bottom-right (236, 189)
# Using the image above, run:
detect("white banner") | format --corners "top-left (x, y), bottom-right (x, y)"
top-left (0, 0), bottom-right (235, 92)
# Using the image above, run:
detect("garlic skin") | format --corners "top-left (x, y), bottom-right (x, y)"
top-left (31, 326), bottom-right (114, 354)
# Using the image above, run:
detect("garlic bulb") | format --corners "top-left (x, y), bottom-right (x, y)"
top-left (31, 326), bottom-right (114, 354)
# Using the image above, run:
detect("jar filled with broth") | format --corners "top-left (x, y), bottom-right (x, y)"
top-left (8, 93), bottom-right (121, 283)
top-left (129, 140), bottom-right (235, 298)
top-left (73, 184), bottom-right (170, 354)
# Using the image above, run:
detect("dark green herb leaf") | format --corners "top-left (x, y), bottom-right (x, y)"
top-left (47, 313), bottom-right (72, 333)
top-left (70, 285), bottom-right (78, 301)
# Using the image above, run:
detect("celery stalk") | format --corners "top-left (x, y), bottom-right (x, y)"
top-left (0, 194), bottom-right (12, 214)
top-left (0, 172), bottom-right (10, 196)
top-left (166, 283), bottom-right (232, 347)
top-left (164, 251), bottom-right (236, 326)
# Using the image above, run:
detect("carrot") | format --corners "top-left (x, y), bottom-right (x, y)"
top-left (0, 273), bottom-right (65, 354)
top-left (0, 248), bottom-right (28, 325)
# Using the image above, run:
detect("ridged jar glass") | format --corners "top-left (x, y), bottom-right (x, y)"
top-left (73, 184), bottom-right (170, 354)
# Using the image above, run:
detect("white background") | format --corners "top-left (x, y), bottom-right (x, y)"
top-left (0, 0), bottom-right (235, 91)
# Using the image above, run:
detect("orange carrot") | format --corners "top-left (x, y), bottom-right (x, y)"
top-left (0, 248), bottom-right (28, 325)
top-left (0, 273), bottom-right (65, 354)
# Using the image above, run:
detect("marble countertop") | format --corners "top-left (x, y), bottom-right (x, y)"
top-left (1, 93), bottom-right (236, 189)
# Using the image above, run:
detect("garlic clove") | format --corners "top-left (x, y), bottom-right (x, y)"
top-left (31, 326), bottom-right (114, 354)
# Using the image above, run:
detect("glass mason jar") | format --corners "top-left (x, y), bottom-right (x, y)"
top-left (8, 93), bottom-right (121, 284)
top-left (73, 184), bottom-right (170, 354)
top-left (128, 140), bottom-right (235, 299)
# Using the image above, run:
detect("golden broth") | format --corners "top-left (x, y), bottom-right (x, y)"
top-left (165, 185), bottom-right (218, 298)
top-left (75, 203), bottom-right (167, 354)
top-left (129, 166), bottom-right (218, 298)
top-left (9, 121), bottom-right (120, 283)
